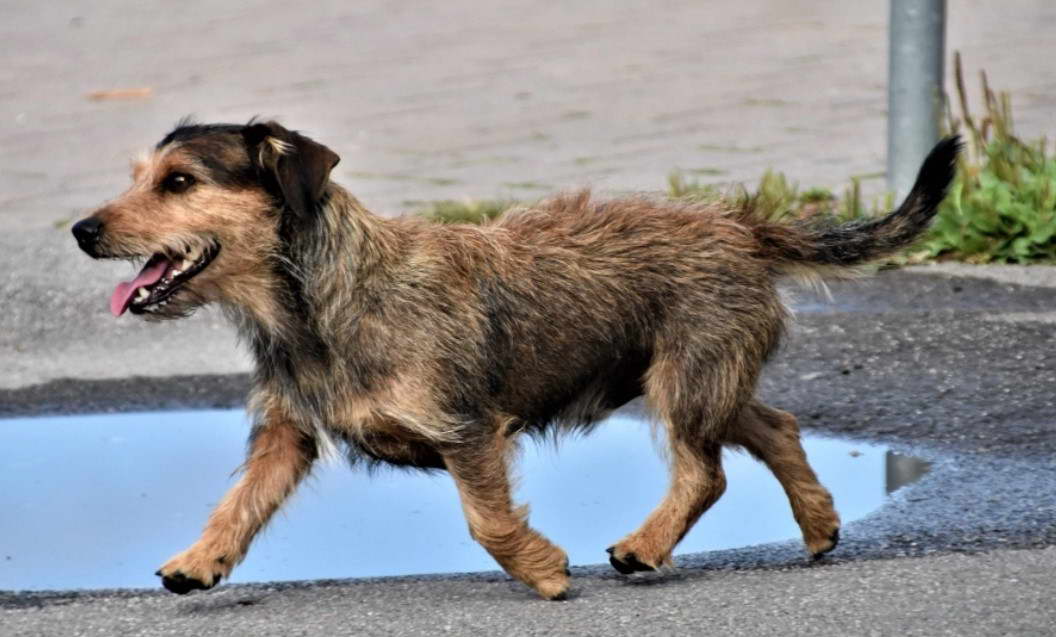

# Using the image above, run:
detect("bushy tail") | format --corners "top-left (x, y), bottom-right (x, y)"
top-left (755, 135), bottom-right (961, 268)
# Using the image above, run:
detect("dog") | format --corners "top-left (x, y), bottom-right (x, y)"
top-left (72, 120), bottom-right (959, 600)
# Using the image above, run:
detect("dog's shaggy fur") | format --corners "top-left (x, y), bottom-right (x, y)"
top-left (73, 120), bottom-right (959, 599)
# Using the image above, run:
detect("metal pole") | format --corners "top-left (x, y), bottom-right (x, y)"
top-left (887, 0), bottom-right (946, 200)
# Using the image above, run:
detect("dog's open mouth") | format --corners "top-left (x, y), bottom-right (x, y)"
top-left (110, 242), bottom-right (220, 317)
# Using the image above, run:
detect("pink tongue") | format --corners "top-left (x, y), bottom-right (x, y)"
top-left (110, 257), bottom-right (170, 317)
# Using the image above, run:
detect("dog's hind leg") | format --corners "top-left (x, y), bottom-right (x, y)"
top-left (606, 350), bottom-right (740, 574)
top-left (443, 432), bottom-right (571, 600)
top-left (156, 409), bottom-right (317, 594)
top-left (606, 433), bottom-right (726, 574)
top-left (728, 400), bottom-right (840, 558)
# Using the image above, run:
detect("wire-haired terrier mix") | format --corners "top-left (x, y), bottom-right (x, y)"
top-left (72, 120), bottom-right (959, 600)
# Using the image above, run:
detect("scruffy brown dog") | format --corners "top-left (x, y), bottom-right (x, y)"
top-left (72, 120), bottom-right (959, 600)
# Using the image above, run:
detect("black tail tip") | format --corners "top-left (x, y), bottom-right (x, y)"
top-left (927, 133), bottom-right (963, 169)
top-left (910, 134), bottom-right (962, 202)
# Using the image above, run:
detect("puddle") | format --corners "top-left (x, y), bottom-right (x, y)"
top-left (0, 410), bottom-right (926, 591)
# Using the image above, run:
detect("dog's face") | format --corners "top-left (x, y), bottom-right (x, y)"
top-left (72, 120), bottom-right (339, 319)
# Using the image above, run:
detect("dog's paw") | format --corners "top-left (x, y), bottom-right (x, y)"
top-left (810, 528), bottom-right (840, 560)
top-left (799, 505), bottom-right (841, 558)
top-left (533, 571), bottom-right (571, 601)
top-left (156, 569), bottom-right (220, 595)
top-left (525, 556), bottom-right (572, 601)
top-left (156, 549), bottom-right (230, 595)
top-left (539, 557), bottom-right (573, 601)
top-left (514, 551), bottom-right (571, 600)
top-left (606, 546), bottom-right (659, 575)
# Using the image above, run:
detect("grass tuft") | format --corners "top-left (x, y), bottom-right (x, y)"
top-left (667, 169), bottom-right (878, 226)
top-left (418, 199), bottom-right (517, 224)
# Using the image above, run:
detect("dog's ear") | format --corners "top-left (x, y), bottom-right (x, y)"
top-left (242, 121), bottom-right (340, 218)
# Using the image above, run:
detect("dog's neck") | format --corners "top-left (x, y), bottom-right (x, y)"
top-left (228, 184), bottom-right (406, 414)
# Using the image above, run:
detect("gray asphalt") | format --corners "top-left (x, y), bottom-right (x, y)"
top-left (4, 1), bottom-right (1056, 635)
top-left (3, 548), bottom-right (1055, 637)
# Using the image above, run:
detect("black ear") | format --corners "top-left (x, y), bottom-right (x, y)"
top-left (242, 121), bottom-right (340, 218)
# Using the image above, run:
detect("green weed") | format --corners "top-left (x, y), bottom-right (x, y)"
top-left (919, 53), bottom-right (1056, 263)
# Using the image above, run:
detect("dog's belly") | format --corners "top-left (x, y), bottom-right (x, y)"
top-left (347, 431), bottom-right (446, 470)
top-left (506, 347), bottom-right (650, 433)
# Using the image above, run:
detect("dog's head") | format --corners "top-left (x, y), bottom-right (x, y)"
top-left (72, 119), bottom-right (340, 319)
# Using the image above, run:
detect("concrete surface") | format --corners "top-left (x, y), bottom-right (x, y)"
top-left (2, 1), bottom-right (1056, 635)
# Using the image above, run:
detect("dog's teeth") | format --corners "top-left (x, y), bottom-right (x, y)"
top-left (181, 258), bottom-right (194, 270)
top-left (135, 289), bottom-right (150, 303)
top-left (172, 268), bottom-right (183, 277)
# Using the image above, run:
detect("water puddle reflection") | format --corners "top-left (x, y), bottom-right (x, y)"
top-left (0, 409), bottom-right (927, 591)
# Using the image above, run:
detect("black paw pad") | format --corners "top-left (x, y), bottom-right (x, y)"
top-left (606, 548), bottom-right (656, 574)
top-left (158, 570), bottom-right (212, 595)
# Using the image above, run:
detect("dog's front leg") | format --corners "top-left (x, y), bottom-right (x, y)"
top-left (443, 433), bottom-right (570, 600)
top-left (156, 411), bottom-right (317, 594)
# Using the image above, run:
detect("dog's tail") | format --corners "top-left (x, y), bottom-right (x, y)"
top-left (753, 135), bottom-right (961, 273)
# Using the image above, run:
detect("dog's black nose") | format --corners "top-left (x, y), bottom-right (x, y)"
top-left (72, 217), bottom-right (103, 256)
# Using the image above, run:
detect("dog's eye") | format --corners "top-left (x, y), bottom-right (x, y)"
top-left (161, 172), bottom-right (196, 194)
